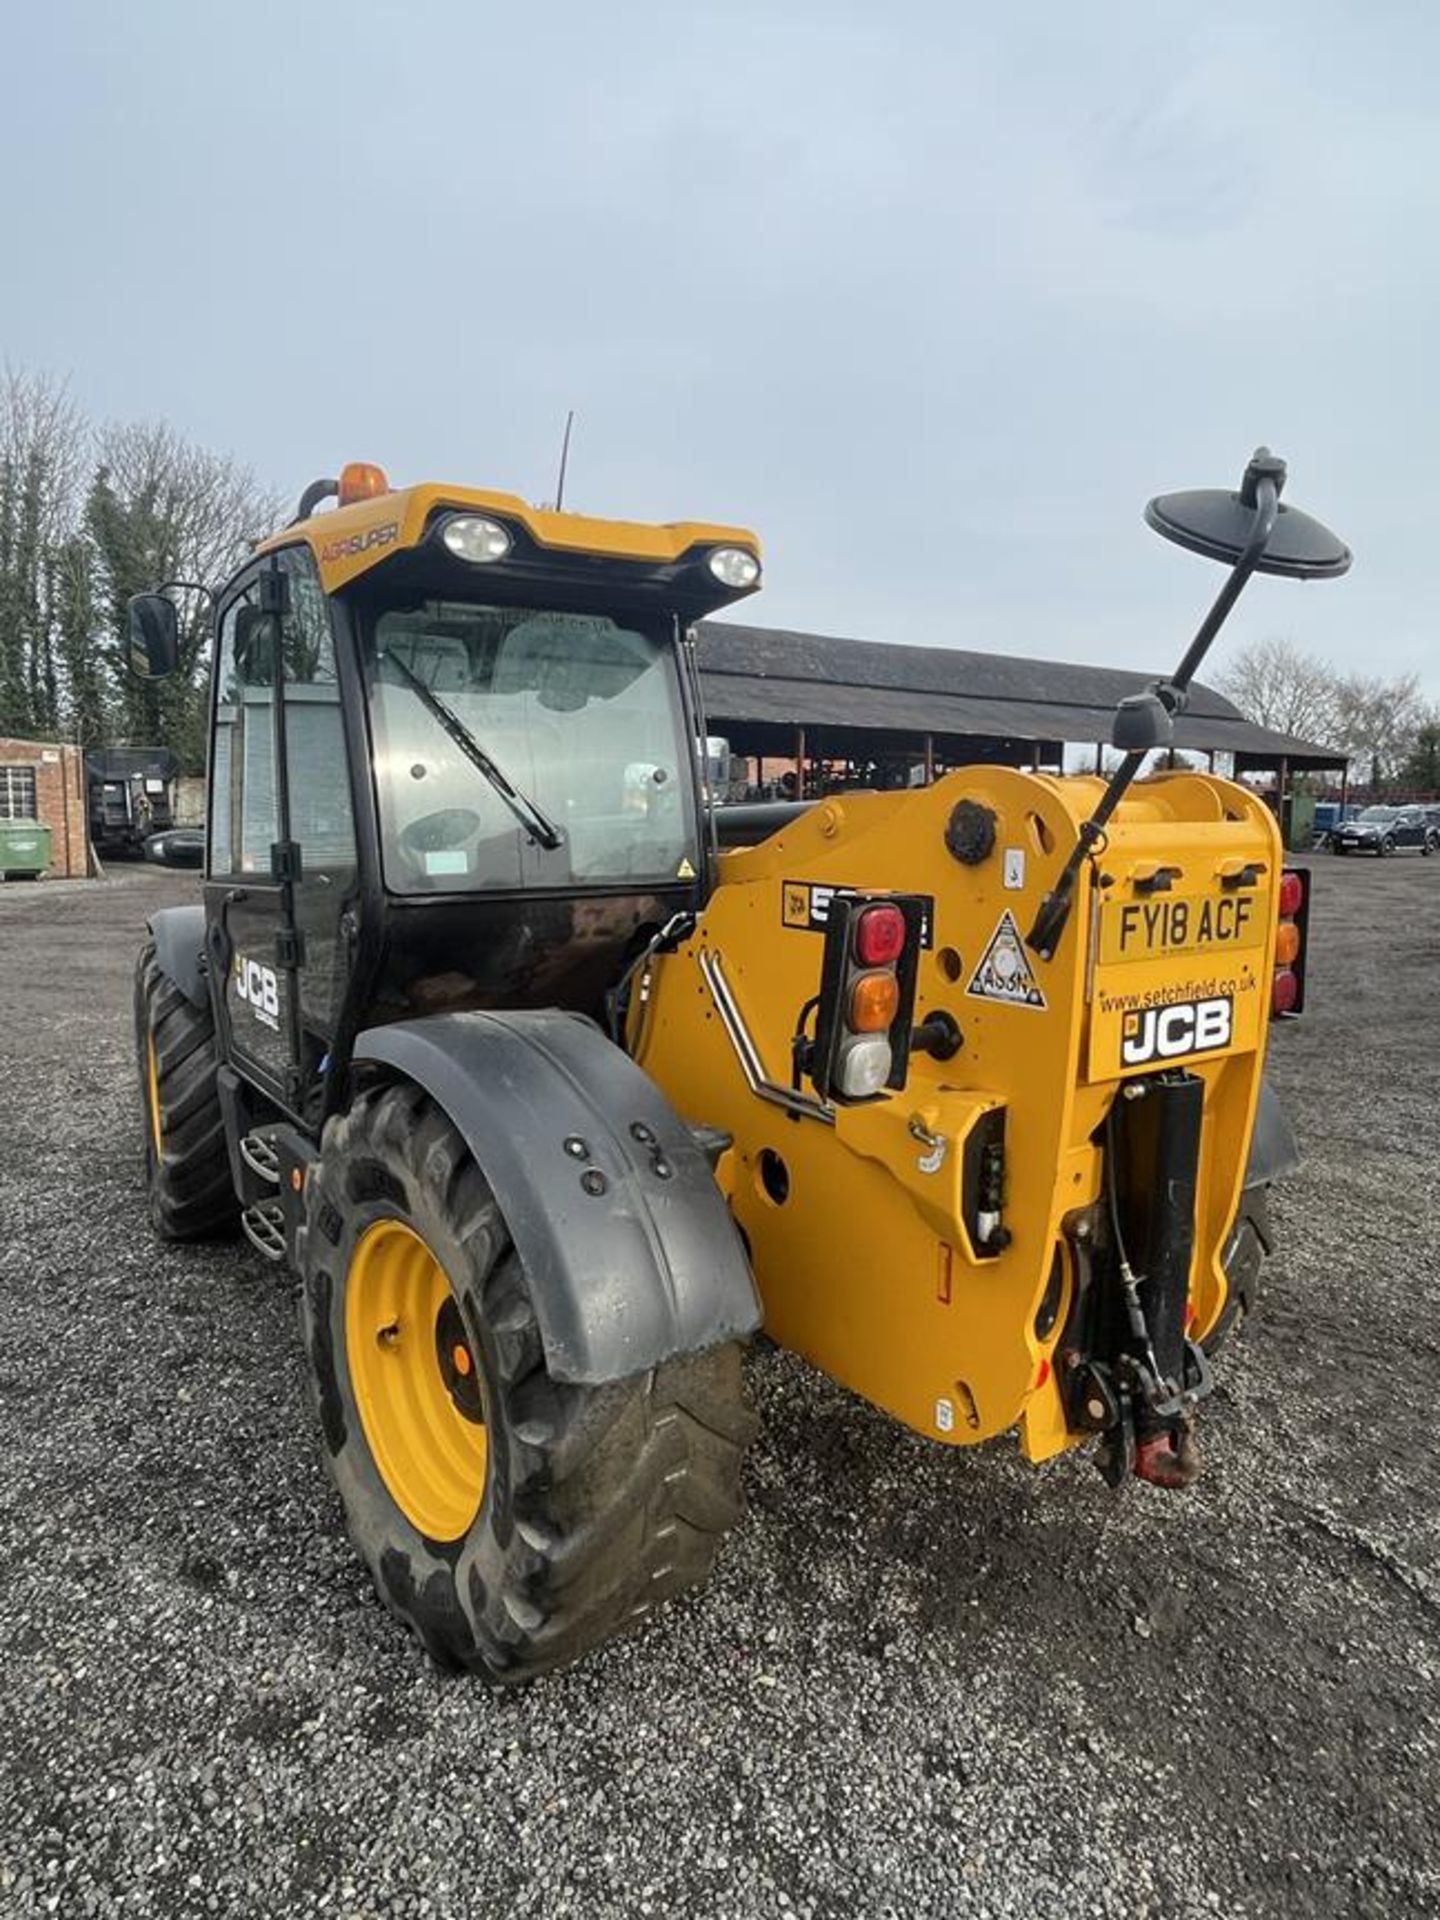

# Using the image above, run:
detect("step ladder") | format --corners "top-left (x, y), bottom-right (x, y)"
top-left (239, 1130), bottom-right (281, 1185)
top-left (241, 1198), bottom-right (287, 1264)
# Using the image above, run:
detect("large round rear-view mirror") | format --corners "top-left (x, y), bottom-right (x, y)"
top-left (1145, 479), bottom-right (1352, 580)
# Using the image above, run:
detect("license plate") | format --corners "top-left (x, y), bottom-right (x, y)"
top-left (1098, 890), bottom-right (1266, 966)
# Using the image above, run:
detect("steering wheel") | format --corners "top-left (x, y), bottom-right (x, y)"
top-left (397, 807), bottom-right (483, 874)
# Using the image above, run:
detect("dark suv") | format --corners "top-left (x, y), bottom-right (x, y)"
top-left (1330, 805), bottom-right (1433, 856)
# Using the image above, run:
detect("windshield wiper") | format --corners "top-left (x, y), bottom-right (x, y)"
top-left (381, 649), bottom-right (565, 851)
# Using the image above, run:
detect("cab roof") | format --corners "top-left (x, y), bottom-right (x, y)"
top-left (254, 478), bottom-right (762, 598)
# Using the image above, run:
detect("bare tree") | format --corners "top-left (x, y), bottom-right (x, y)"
top-left (87, 420), bottom-right (283, 763)
top-left (1213, 635), bottom-right (1341, 744)
top-left (0, 366), bottom-right (87, 736)
top-left (1329, 671), bottom-right (1426, 787)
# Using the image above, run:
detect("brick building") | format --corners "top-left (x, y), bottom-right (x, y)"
top-left (0, 737), bottom-right (90, 878)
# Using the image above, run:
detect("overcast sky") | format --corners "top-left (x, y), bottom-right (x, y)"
top-left (4, 2), bottom-right (1436, 693)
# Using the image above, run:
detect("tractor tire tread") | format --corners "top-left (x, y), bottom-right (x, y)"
top-left (299, 1085), bottom-right (755, 1684)
top-left (134, 941), bottom-right (238, 1242)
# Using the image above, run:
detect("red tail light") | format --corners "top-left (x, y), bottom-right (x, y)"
top-left (1272, 865), bottom-right (1310, 1019)
top-left (854, 902), bottom-right (906, 967)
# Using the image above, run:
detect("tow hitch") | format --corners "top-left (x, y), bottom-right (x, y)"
top-left (1062, 1072), bottom-right (1216, 1488)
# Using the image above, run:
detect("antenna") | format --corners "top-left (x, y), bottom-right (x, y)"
top-left (554, 409), bottom-right (576, 511)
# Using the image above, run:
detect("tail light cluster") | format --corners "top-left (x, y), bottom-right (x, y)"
top-left (1272, 866), bottom-right (1310, 1016)
top-left (809, 895), bottom-right (925, 1103)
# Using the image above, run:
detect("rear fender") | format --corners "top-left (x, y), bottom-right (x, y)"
top-left (147, 904), bottom-right (208, 1009)
top-left (1243, 1075), bottom-right (1300, 1194)
top-left (352, 1009), bottom-right (761, 1385)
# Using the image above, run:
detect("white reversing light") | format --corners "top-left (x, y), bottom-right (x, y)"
top-left (443, 516), bottom-right (512, 563)
top-left (836, 1034), bottom-right (892, 1099)
top-left (707, 546), bottom-right (761, 590)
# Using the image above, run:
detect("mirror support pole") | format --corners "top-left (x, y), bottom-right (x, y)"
top-left (1026, 462), bottom-right (1281, 962)
top-left (1162, 459), bottom-right (1282, 708)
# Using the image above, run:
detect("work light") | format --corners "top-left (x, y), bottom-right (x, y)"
top-left (707, 546), bottom-right (761, 590)
top-left (443, 516), bottom-right (512, 563)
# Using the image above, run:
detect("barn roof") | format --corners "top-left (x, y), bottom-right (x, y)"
top-left (695, 622), bottom-right (1345, 769)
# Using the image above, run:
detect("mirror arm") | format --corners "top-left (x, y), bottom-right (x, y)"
top-left (1164, 464), bottom-right (1281, 704)
top-left (1026, 462), bottom-right (1281, 963)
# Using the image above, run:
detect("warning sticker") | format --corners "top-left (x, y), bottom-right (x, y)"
top-left (966, 909), bottom-right (1047, 1010)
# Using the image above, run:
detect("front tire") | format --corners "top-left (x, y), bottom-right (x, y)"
top-left (299, 1082), bottom-right (755, 1682)
top-left (133, 941), bottom-right (238, 1240)
top-left (1380, 836), bottom-right (1395, 857)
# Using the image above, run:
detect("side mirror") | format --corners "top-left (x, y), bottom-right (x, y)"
top-left (1112, 689), bottom-right (1174, 752)
top-left (1145, 455), bottom-right (1352, 580)
top-left (127, 594), bottom-right (181, 679)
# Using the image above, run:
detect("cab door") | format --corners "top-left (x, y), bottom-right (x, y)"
top-left (205, 562), bottom-right (301, 1107)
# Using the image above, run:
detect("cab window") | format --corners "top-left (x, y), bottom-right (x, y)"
top-left (364, 602), bottom-right (696, 893)
top-left (210, 582), bottom-right (277, 875)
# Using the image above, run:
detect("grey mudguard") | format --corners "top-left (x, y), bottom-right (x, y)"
top-left (353, 1009), bottom-right (762, 1385)
top-left (1244, 1075), bottom-right (1301, 1187)
top-left (148, 903), bottom-right (208, 1008)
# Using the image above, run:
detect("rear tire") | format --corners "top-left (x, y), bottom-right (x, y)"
top-left (133, 941), bottom-right (238, 1240)
top-left (1203, 1189), bottom-right (1269, 1356)
top-left (299, 1082), bottom-right (755, 1682)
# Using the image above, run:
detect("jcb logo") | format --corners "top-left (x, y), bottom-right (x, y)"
top-left (234, 955), bottom-right (280, 1031)
top-left (1120, 995), bottom-right (1232, 1068)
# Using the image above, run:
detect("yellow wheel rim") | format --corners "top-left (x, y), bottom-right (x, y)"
top-left (145, 1034), bottom-right (164, 1160)
top-left (345, 1219), bottom-right (488, 1542)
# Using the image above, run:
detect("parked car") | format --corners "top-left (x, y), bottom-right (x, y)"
top-left (1330, 805), bottom-right (1432, 856)
top-left (142, 826), bottom-right (205, 869)
top-left (1311, 799), bottom-right (1357, 849)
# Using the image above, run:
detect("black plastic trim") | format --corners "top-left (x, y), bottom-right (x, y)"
top-left (353, 1009), bottom-right (761, 1384)
top-left (1243, 1075), bottom-right (1301, 1187)
top-left (147, 904), bottom-right (208, 1008)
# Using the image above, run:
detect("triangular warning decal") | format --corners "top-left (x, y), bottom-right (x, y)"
top-left (676, 856), bottom-right (696, 879)
top-left (966, 908), bottom-right (1047, 1010)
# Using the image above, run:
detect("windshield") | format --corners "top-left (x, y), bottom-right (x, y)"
top-left (366, 601), bottom-right (697, 892)
top-left (1356, 807), bottom-right (1396, 823)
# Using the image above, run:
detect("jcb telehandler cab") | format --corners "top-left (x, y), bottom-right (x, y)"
top-left (130, 449), bottom-right (1348, 1681)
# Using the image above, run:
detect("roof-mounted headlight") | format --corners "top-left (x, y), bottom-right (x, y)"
top-left (442, 515), bottom-right (512, 563)
top-left (707, 546), bottom-right (761, 590)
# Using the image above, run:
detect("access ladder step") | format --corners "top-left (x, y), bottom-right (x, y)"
top-left (239, 1130), bottom-right (281, 1184)
top-left (241, 1199), bottom-right (287, 1264)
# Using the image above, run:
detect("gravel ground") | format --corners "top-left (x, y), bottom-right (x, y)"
top-left (1, 855), bottom-right (1437, 1920)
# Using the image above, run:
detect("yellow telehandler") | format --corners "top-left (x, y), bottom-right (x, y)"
top-left (128, 448), bottom-right (1346, 1678)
